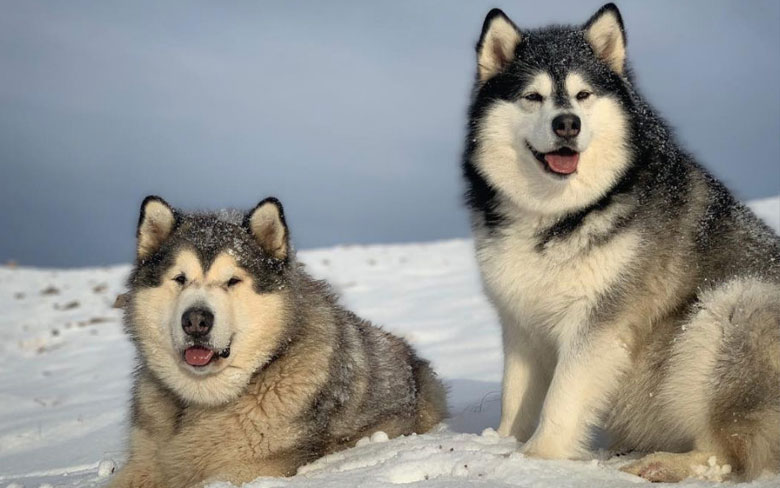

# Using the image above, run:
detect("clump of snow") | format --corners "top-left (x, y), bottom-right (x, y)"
top-left (0, 198), bottom-right (777, 487)
top-left (96, 460), bottom-right (116, 478)
top-left (369, 431), bottom-right (390, 444)
top-left (692, 456), bottom-right (732, 482)
top-left (355, 431), bottom-right (391, 448)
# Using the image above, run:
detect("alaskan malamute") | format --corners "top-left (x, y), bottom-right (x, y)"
top-left (463, 3), bottom-right (779, 482)
top-left (109, 196), bottom-right (447, 487)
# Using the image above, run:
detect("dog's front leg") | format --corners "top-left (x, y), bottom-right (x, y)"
top-left (108, 453), bottom-right (164, 488)
top-left (497, 325), bottom-right (554, 441)
top-left (521, 328), bottom-right (630, 459)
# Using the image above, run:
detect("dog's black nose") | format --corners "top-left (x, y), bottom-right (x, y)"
top-left (552, 113), bottom-right (581, 138)
top-left (181, 307), bottom-right (214, 337)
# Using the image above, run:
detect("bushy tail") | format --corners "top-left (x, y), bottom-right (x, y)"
top-left (709, 280), bottom-right (780, 480)
top-left (412, 358), bottom-right (448, 433)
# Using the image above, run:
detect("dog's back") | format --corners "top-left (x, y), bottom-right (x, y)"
top-left (286, 275), bottom-right (448, 452)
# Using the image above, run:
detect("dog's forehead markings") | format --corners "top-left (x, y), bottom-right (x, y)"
top-left (527, 72), bottom-right (553, 96)
top-left (565, 73), bottom-right (590, 95)
top-left (165, 248), bottom-right (248, 286)
top-left (172, 249), bottom-right (204, 278)
top-left (172, 214), bottom-right (257, 270)
top-left (208, 253), bottom-right (243, 280)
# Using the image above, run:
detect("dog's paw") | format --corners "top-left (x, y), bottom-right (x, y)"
top-left (520, 438), bottom-right (583, 460)
top-left (621, 452), bottom-right (731, 483)
top-left (621, 458), bottom-right (686, 483)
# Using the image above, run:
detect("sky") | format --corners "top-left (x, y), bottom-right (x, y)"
top-left (1, 0), bottom-right (778, 267)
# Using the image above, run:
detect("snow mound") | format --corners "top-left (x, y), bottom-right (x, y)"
top-left (207, 428), bottom-right (644, 488)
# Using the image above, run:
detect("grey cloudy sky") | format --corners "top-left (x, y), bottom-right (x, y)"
top-left (1, 0), bottom-right (778, 267)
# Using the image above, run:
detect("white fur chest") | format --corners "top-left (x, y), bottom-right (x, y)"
top-left (475, 217), bottom-right (640, 344)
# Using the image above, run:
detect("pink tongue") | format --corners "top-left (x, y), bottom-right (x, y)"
top-left (544, 152), bottom-right (580, 174)
top-left (185, 346), bottom-right (214, 366)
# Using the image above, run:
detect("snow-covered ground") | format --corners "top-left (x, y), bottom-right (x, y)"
top-left (1, 198), bottom-right (778, 488)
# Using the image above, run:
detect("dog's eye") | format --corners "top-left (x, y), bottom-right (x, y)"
top-left (226, 277), bottom-right (242, 288)
top-left (576, 91), bottom-right (591, 101)
top-left (523, 92), bottom-right (544, 102)
top-left (173, 274), bottom-right (186, 285)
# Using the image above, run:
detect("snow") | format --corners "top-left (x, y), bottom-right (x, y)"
top-left (0, 198), bottom-right (778, 488)
top-left (749, 196), bottom-right (780, 234)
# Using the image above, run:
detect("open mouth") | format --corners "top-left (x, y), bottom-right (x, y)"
top-left (183, 344), bottom-right (231, 368)
top-left (526, 142), bottom-right (580, 176)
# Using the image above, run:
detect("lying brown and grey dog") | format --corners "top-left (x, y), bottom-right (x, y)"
top-left (109, 196), bottom-right (447, 488)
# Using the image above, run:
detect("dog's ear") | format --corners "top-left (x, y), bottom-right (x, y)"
top-left (584, 3), bottom-right (626, 74)
top-left (476, 9), bottom-right (522, 82)
top-left (137, 196), bottom-right (176, 260)
top-left (245, 197), bottom-right (289, 261)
